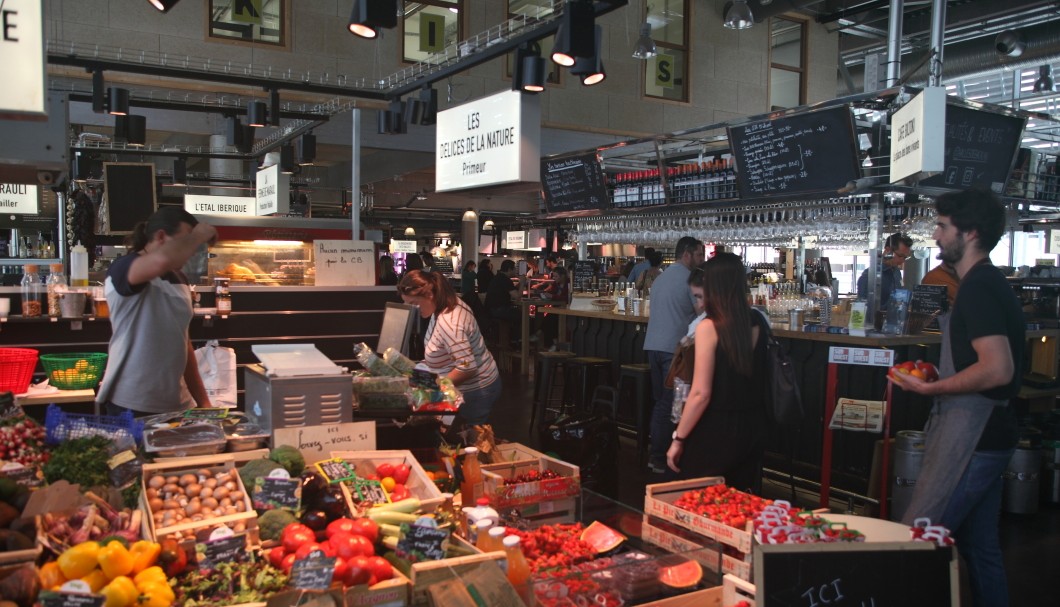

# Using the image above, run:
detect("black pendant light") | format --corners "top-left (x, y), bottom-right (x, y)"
top-left (246, 100), bottom-right (267, 128)
top-left (514, 43), bottom-right (546, 93)
top-left (172, 157), bottom-right (187, 185)
top-left (571, 25), bottom-right (606, 86)
top-left (147, 0), bottom-right (181, 12)
top-left (107, 87), bottom-right (129, 116)
top-left (348, 0), bottom-right (398, 39)
top-left (298, 133), bottom-right (316, 165)
top-left (551, 0), bottom-right (595, 67)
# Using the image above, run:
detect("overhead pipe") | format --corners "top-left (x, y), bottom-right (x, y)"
top-left (927, 0), bottom-right (947, 86)
top-left (885, 0), bottom-right (904, 87)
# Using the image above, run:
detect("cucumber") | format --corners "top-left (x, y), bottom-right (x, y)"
top-left (371, 497), bottom-right (422, 513)
top-left (368, 510), bottom-right (421, 525)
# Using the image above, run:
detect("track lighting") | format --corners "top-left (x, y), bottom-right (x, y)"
top-left (571, 25), bottom-right (606, 86)
top-left (377, 100), bottom-right (407, 134)
top-left (348, 0), bottom-right (398, 39)
top-left (632, 23), bottom-right (657, 59)
top-left (147, 0), bottom-right (180, 12)
top-left (298, 133), bottom-right (316, 165)
top-left (514, 43), bottom-right (546, 93)
top-left (107, 87), bottom-right (129, 116)
top-left (1033, 65), bottom-right (1056, 93)
top-left (723, 0), bottom-right (754, 30)
top-left (551, 0), bottom-right (595, 67)
top-left (246, 100), bottom-right (267, 128)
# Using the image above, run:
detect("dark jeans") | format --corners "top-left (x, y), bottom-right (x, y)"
top-left (457, 378), bottom-right (502, 426)
top-left (647, 349), bottom-right (675, 467)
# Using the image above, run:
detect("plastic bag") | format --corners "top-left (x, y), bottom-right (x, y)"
top-left (195, 340), bottom-right (237, 408)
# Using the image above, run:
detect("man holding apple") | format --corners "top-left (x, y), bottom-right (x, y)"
top-left (890, 188), bottom-right (1023, 607)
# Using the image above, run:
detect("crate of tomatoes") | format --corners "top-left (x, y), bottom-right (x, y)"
top-left (645, 477), bottom-right (775, 553)
top-left (480, 443), bottom-right (580, 511)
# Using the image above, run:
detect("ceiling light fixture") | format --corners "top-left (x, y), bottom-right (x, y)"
top-left (126, 115), bottom-right (147, 147)
top-left (514, 42), bottom-right (546, 93)
top-left (571, 25), bottom-right (606, 86)
top-left (173, 157), bottom-right (187, 185)
top-left (723, 0), bottom-right (754, 30)
top-left (268, 88), bottom-right (281, 127)
top-left (298, 133), bottom-right (316, 165)
top-left (1033, 65), bottom-right (1056, 93)
top-left (632, 23), bottom-right (656, 59)
top-left (107, 87), bottom-right (129, 116)
top-left (348, 0), bottom-right (398, 39)
top-left (404, 226), bottom-right (416, 236)
top-left (280, 144), bottom-right (296, 174)
top-left (417, 86), bottom-right (438, 125)
top-left (246, 100), bottom-right (267, 128)
top-left (482, 220), bottom-right (495, 231)
top-left (147, 0), bottom-right (181, 12)
top-left (92, 70), bottom-right (105, 114)
top-left (994, 30), bottom-right (1026, 58)
top-left (551, 0), bottom-right (595, 67)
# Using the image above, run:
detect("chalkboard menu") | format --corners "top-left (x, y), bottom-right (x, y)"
top-left (755, 543), bottom-right (956, 607)
top-left (572, 261), bottom-right (597, 288)
top-left (910, 284), bottom-right (949, 314)
top-left (103, 163), bottom-right (157, 234)
top-left (728, 106), bottom-right (861, 198)
top-left (919, 105), bottom-right (1025, 193)
top-left (541, 153), bottom-right (609, 214)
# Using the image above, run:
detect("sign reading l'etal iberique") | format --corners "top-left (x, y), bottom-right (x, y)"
top-left (435, 90), bottom-right (541, 193)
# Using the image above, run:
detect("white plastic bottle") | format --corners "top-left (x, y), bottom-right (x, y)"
top-left (461, 497), bottom-right (499, 544)
top-left (70, 242), bottom-right (89, 287)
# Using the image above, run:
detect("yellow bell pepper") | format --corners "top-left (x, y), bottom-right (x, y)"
top-left (133, 565), bottom-right (168, 590)
top-left (38, 561), bottom-right (68, 590)
top-left (100, 575), bottom-right (139, 607)
top-left (58, 541), bottom-right (101, 580)
top-left (99, 540), bottom-right (135, 579)
top-left (81, 568), bottom-right (110, 593)
top-left (135, 580), bottom-right (176, 607)
top-left (128, 541), bottom-right (161, 575)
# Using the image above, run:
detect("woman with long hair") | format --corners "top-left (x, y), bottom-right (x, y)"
top-left (398, 269), bottom-right (500, 425)
top-left (96, 207), bottom-right (218, 416)
top-left (378, 255), bottom-right (398, 286)
top-left (666, 253), bottom-right (768, 491)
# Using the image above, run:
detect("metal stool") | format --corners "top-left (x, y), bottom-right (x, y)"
top-left (562, 356), bottom-right (613, 414)
top-left (617, 363), bottom-right (652, 461)
top-left (530, 350), bottom-right (577, 431)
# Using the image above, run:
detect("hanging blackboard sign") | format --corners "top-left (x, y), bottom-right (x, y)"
top-left (252, 476), bottom-right (302, 511)
top-left (910, 284), bottom-right (948, 315)
top-left (728, 105), bottom-right (861, 199)
top-left (754, 542), bottom-right (957, 607)
top-left (541, 153), bottom-right (609, 215)
top-left (103, 163), bottom-right (157, 234)
top-left (918, 105), bottom-right (1025, 193)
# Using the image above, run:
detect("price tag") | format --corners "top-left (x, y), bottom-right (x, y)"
top-left (355, 479), bottom-right (388, 506)
top-left (0, 393), bottom-right (21, 421)
top-left (181, 407), bottom-right (229, 421)
top-left (290, 549), bottom-right (336, 591)
top-left (396, 523), bottom-right (451, 563)
top-left (195, 532), bottom-right (247, 569)
top-left (253, 476), bottom-right (302, 511)
top-left (315, 458), bottom-right (356, 484)
top-left (0, 462), bottom-right (43, 488)
top-left (40, 582), bottom-right (105, 607)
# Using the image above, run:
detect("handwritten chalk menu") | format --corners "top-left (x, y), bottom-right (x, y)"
top-left (541, 153), bottom-right (609, 214)
top-left (314, 240), bottom-right (375, 286)
top-left (291, 550), bottom-right (336, 591)
top-left (195, 533), bottom-right (247, 569)
top-left (919, 105), bottom-right (1025, 193)
top-left (397, 523), bottom-right (451, 562)
top-left (253, 476), bottom-right (302, 511)
top-left (728, 105), bottom-right (861, 198)
top-left (572, 261), bottom-right (597, 287)
top-left (755, 543), bottom-right (956, 607)
top-left (275, 421), bottom-right (375, 464)
top-left (910, 284), bottom-right (949, 314)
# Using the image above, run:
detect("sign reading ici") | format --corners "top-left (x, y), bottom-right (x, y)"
top-left (0, 0), bottom-right (45, 115)
top-left (256, 164), bottom-right (290, 216)
top-left (435, 90), bottom-right (541, 192)
top-left (889, 87), bottom-right (946, 185)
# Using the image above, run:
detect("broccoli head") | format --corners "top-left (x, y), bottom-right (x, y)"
top-left (258, 509), bottom-right (298, 541)
top-left (238, 458), bottom-right (285, 489)
top-left (269, 445), bottom-right (306, 477)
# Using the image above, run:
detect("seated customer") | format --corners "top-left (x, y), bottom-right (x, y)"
top-left (485, 259), bottom-right (520, 326)
top-left (541, 266), bottom-right (571, 350)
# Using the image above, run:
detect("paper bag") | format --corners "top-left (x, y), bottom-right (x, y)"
top-left (195, 340), bottom-right (237, 408)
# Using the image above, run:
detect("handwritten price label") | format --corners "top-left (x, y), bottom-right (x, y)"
top-left (274, 422), bottom-right (375, 463)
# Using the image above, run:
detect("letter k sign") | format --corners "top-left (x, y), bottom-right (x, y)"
top-left (232, 0), bottom-right (263, 25)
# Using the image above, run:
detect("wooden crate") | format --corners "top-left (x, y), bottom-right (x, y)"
top-left (645, 477), bottom-right (754, 554)
top-left (721, 573), bottom-right (756, 605)
top-left (408, 549), bottom-right (507, 606)
top-left (345, 569), bottom-right (412, 607)
top-left (154, 447), bottom-right (269, 467)
top-left (481, 443), bottom-right (580, 510)
top-left (141, 454), bottom-right (258, 548)
top-left (0, 519), bottom-right (40, 565)
top-left (641, 515), bottom-right (752, 582)
top-left (331, 450), bottom-right (444, 512)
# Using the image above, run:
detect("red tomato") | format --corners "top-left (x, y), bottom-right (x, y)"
top-left (294, 542), bottom-right (324, 561)
top-left (366, 556), bottom-right (393, 582)
top-left (326, 518), bottom-right (358, 539)
top-left (391, 464), bottom-right (411, 485)
top-left (349, 518), bottom-right (380, 543)
top-left (388, 484), bottom-right (411, 502)
top-left (916, 360), bottom-right (939, 382)
top-left (376, 463), bottom-right (395, 479)
top-left (319, 542), bottom-right (338, 559)
top-left (344, 556), bottom-right (372, 586)
top-left (281, 553), bottom-right (297, 574)
top-left (268, 546), bottom-right (287, 569)
top-left (282, 528), bottom-right (317, 554)
top-left (332, 558), bottom-right (349, 586)
top-left (330, 532), bottom-right (375, 559)
top-left (282, 523), bottom-right (314, 544)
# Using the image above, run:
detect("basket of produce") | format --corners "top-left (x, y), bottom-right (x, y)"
top-left (0, 348), bottom-right (38, 394)
top-left (39, 352), bottom-right (106, 390)
top-left (45, 404), bottom-right (144, 445)
top-left (590, 298), bottom-right (618, 312)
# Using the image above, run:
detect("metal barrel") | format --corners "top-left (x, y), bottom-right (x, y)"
top-left (891, 430), bottom-right (926, 522)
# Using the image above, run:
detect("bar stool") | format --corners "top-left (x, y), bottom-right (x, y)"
top-left (562, 356), bottom-right (613, 414)
top-left (529, 350), bottom-right (577, 431)
top-left (616, 363), bottom-right (652, 461)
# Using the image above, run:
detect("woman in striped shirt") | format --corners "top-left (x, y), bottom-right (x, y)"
top-left (398, 270), bottom-right (501, 425)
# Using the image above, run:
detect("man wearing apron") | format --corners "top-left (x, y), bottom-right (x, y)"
top-left (891, 189), bottom-right (1023, 607)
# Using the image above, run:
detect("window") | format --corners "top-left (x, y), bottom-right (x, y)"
top-left (207, 0), bottom-right (289, 49)
top-left (769, 17), bottom-right (806, 110)
top-left (403, 1), bottom-right (463, 63)
top-left (644, 0), bottom-right (688, 102)
top-left (506, 0), bottom-right (561, 86)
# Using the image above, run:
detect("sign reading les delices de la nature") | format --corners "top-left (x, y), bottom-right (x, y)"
top-left (435, 90), bottom-right (541, 192)
top-left (255, 164), bottom-right (290, 216)
top-left (0, 0), bottom-right (46, 116)
top-left (889, 87), bottom-right (946, 184)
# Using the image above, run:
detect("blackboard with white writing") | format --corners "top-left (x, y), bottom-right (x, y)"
top-left (572, 261), bottom-right (598, 287)
top-left (728, 106), bottom-right (861, 199)
top-left (541, 153), bottom-right (609, 214)
top-left (910, 284), bottom-right (949, 315)
top-left (919, 105), bottom-right (1025, 193)
top-left (755, 543), bottom-right (956, 607)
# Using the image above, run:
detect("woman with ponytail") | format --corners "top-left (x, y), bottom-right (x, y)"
top-left (398, 269), bottom-right (500, 425)
top-left (666, 253), bottom-right (769, 491)
top-left (96, 207), bottom-right (218, 416)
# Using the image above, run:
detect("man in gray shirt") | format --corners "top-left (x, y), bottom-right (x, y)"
top-left (627, 247), bottom-right (655, 285)
top-left (645, 237), bottom-right (704, 473)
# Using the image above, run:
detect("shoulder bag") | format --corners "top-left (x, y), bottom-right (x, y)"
top-left (664, 337), bottom-right (695, 390)
top-left (755, 310), bottom-right (804, 425)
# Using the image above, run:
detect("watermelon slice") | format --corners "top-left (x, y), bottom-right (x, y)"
top-left (580, 520), bottom-right (626, 553)
top-left (657, 555), bottom-right (703, 589)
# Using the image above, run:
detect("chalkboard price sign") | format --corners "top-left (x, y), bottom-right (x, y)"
top-left (572, 261), bottom-right (597, 289)
top-left (755, 542), bottom-right (956, 607)
top-left (397, 523), bottom-right (451, 562)
top-left (728, 106), bottom-right (861, 199)
top-left (541, 153), bottom-right (609, 214)
top-left (291, 551), bottom-right (337, 591)
top-left (196, 534), bottom-right (248, 569)
top-left (39, 592), bottom-right (105, 607)
top-left (910, 285), bottom-right (949, 315)
top-left (919, 105), bottom-right (1025, 193)
top-left (253, 476), bottom-right (302, 511)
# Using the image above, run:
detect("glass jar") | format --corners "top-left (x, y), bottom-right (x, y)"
top-left (46, 263), bottom-right (66, 317)
top-left (214, 277), bottom-right (231, 314)
top-left (20, 264), bottom-right (43, 317)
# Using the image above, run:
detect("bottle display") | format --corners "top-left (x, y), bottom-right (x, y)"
top-left (215, 277), bottom-right (232, 314)
top-left (46, 263), bottom-right (66, 318)
top-left (609, 155), bottom-right (739, 208)
top-left (460, 447), bottom-right (483, 507)
top-left (20, 264), bottom-right (43, 317)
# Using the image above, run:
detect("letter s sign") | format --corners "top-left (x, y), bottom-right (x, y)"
top-left (654, 52), bottom-right (675, 89)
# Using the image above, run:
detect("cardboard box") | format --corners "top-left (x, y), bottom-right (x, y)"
top-left (481, 443), bottom-right (580, 510)
top-left (644, 477), bottom-right (754, 553)
top-left (330, 450), bottom-right (444, 512)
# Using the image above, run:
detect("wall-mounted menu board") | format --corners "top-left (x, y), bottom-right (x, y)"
top-left (728, 105), bottom-right (861, 199)
top-left (541, 153), bottom-right (609, 215)
top-left (918, 105), bottom-right (1025, 193)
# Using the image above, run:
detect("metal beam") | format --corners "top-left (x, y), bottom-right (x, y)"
top-left (66, 93), bottom-right (329, 122)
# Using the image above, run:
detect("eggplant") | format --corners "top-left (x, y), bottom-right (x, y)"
top-left (301, 509), bottom-right (329, 532)
top-left (317, 487), bottom-right (347, 521)
top-left (300, 471), bottom-right (328, 505)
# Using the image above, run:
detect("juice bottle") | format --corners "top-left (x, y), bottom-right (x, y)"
top-left (460, 446), bottom-right (483, 507)
top-left (474, 519), bottom-right (495, 551)
top-left (484, 526), bottom-right (507, 553)
top-left (502, 535), bottom-right (533, 604)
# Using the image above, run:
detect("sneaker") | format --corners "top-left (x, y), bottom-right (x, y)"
top-left (647, 461), bottom-right (667, 474)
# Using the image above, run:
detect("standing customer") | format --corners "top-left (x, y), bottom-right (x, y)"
top-left (627, 247), bottom-right (655, 284)
top-left (399, 270), bottom-right (501, 426)
top-left (856, 232), bottom-right (913, 306)
top-left (644, 236), bottom-right (704, 474)
top-left (477, 258), bottom-right (495, 293)
top-left (461, 260), bottom-right (478, 298)
top-left (97, 207), bottom-right (217, 416)
top-left (635, 250), bottom-right (664, 293)
top-left (667, 254), bottom-right (768, 491)
top-left (378, 255), bottom-right (398, 286)
top-left (891, 188), bottom-right (1023, 607)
